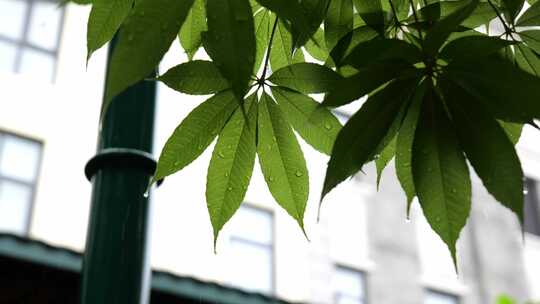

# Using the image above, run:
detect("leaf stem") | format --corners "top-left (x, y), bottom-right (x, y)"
top-left (486, 0), bottom-right (513, 35)
top-left (388, 0), bottom-right (405, 34)
top-left (408, 0), bottom-right (424, 41)
top-left (259, 16), bottom-right (279, 91)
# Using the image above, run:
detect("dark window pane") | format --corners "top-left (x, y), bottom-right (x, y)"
top-left (524, 178), bottom-right (540, 236)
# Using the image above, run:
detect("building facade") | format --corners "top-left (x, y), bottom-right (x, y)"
top-left (0, 1), bottom-right (539, 303)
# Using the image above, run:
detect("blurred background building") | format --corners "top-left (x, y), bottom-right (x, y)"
top-left (0, 1), bottom-right (539, 303)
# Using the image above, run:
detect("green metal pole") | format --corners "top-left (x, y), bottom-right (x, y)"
top-left (81, 38), bottom-right (156, 304)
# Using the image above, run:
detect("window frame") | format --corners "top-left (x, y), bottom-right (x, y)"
top-left (425, 289), bottom-right (460, 304)
top-left (0, 129), bottom-right (43, 235)
top-left (228, 203), bottom-right (276, 294)
top-left (0, 0), bottom-right (65, 80)
top-left (333, 264), bottom-right (368, 304)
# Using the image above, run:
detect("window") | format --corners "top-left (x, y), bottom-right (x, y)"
top-left (425, 290), bottom-right (459, 304)
top-left (333, 266), bottom-right (367, 304)
top-left (227, 205), bottom-right (274, 294)
top-left (0, 0), bottom-right (64, 81)
top-left (524, 178), bottom-right (540, 237)
top-left (0, 132), bottom-right (42, 235)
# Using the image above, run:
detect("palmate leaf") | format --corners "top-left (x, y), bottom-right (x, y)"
top-left (352, 0), bottom-right (385, 32)
top-left (158, 60), bottom-right (229, 95)
top-left (500, 121), bottom-right (524, 145)
top-left (253, 8), bottom-right (272, 73)
top-left (412, 89), bottom-right (471, 267)
top-left (423, 0), bottom-right (478, 56)
top-left (179, 0), bottom-right (206, 60)
top-left (441, 80), bottom-right (524, 225)
top-left (272, 87), bottom-right (342, 155)
top-left (517, 0), bottom-right (540, 26)
top-left (258, 93), bottom-right (309, 233)
top-left (325, 0), bottom-right (354, 51)
top-left (104, 0), bottom-right (195, 106)
top-left (519, 30), bottom-right (540, 54)
top-left (269, 63), bottom-right (343, 94)
top-left (342, 38), bottom-right (423, 68)
top-left (514, 43), bottom-right (540, 77)
top-left (395, 80), bottom-right (427, 213)
top-left (270, 20), bottom-right (306, 71)
top-left (204, 0), bottom-right (255, 102)
top-left (299, 0), bottom-right (331, 47)
top-left (439, 36), bottom-right (515, 61)
top-left (408, 2), bottom-right (495, 29)
top-left (445, 54), bottom-right (540, 122)
top-left (304, 27), bottom-right (329, 61)
top-left (153, 90), bottom-right (239, 182)
top-left (375, 136), bottom-right (396, 189)
top-left (206, 95), bottom-right (258, 244)
top-left (87, 0), bottom-right (133, 60)
top-left (501, 0), bottom-right (525, 24)
top-left (329, 25), bottom-right (379, 66)
top-left (321, 78), bottom-right (420, 200)
top-left (255, 0), bottom-right (313, 47)
top-left (323, 62), bottom-right (419, 107)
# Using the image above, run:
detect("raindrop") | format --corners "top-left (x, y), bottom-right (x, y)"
top-left (224, 172), bottom-right (229, 177)
top-left (524, 189), bottom-right (529, 195)
top-left (451, 188), bottom-right (457, 193)
top-left (174, 161), bottom-right (181, 167)
top-left (198, 144), bottom-right (203, 150)
top-left (373, 154), bottom-right (380, 160)
top-left (218, 151), bottom-right (226, 158)
top-left (435, 216), bottom-right (441, 222)
top-left (143, 189), bottom-right (150, 198)
top-left (228, 187), bottom-right (233, 191)
top-left (267, 144), bottom-right (272, 150)
top-left (324, 123), bottom-right (332, 131)
top-left (295, 170), bottom-right (303, 177)
top-left (269, 176), bottom-right (275, 182)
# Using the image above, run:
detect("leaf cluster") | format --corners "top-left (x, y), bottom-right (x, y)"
top-left (83, 0), bottom-right (540, 264)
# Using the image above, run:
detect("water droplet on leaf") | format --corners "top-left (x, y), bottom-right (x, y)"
top-left (295, 170), bottom-right (303, 177)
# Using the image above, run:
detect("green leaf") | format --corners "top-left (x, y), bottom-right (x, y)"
top-left (396, 80), bottom-right (428, 214)
top-left (270, 21), bottom-right (305, 71)
top-left (253, 9), bottom-right (272, 73)
top-left (375, 136), bottom-right (396, 189)
top-left (206, 95), bottom-right (258, 243)
top-left (321, 78), bottom-right (418, 200)
top-left (502, 0), bottom-right (525, 23)
top-left (272, 87), bottom-right (342, 155)
top-left (445, 54), bottom-right (540, 122)
top-left (352, 0), bottom-right (385, 32)
top-left (423, 0), bottom-right (478, 56)
top-left (441, 80), bottom-right (524, 224)
top-left (299, 0), bottom-right (331, 46)
top-left (517, 0), bottom-right (540, 25)
top-left (515, 43), bottom-right (540, 77)
top-left (411, 2), bottom-right (496, 29)
top-left (500, 121), bottom-right (524, 145)
top-left (412, 89), bottom-right (471, 267)
top-left (304, 27), bottom-right (329, 61)
top-left (204, 0), bottom-right (255, 101)
top-left (179, 0), bottom-right (206, 60)
top-left (325, 0), bottom-right (354, 50)
top-left (439, 36), bottom-right (515, 61)
top-left (329, 25), bottom-right (379, 66)
top-left (269, 63), bottom-right (343, 94)
top-left (158, 60), bottom-right (229, 95)
top-left (519, 30), bottom-right (540, 54)
top-left (87, 0), bottom-right (133, 60)
top-left (342, 38), bottom-right (422, 68)
top-left (255, 0), bottom-right (313, 46)
top-left (104, 0), bottom-right (195, 105)
top-left (323, 62), bottom-right (419, 107)
top-left (153, 90), bottom-right (239, 182)
top-left (258, 93), bottom-right (309, 232)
